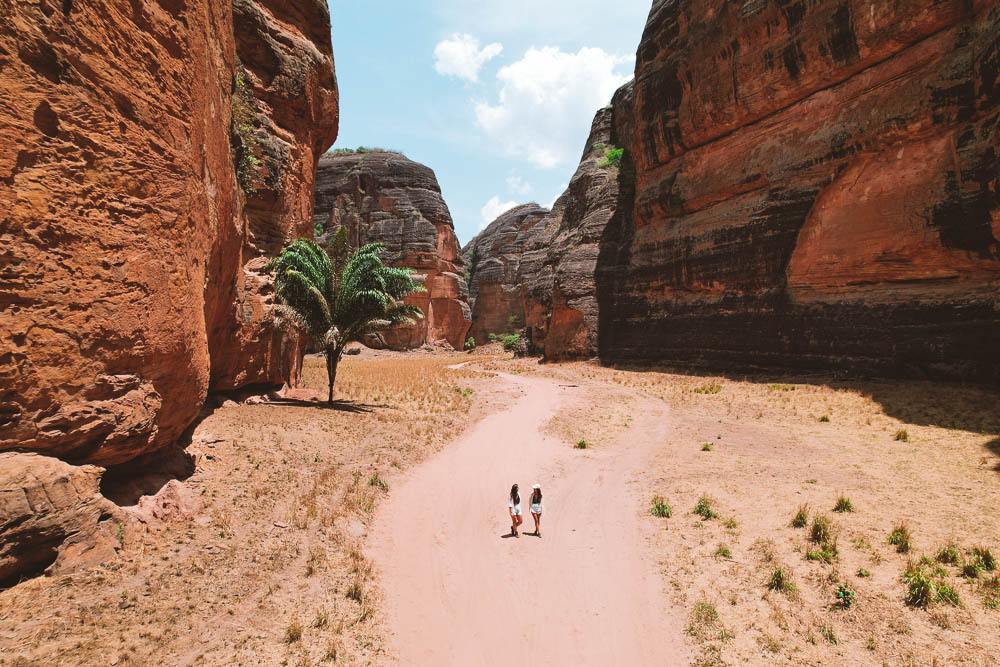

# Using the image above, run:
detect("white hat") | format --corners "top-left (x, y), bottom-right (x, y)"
top-left (532, 483), bottom-right (540, 489)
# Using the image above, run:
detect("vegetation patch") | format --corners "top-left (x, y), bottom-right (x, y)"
top-left (650, 496), bottom-right (672, 518)
top-left (767, 567), bottom-right (796, 593)
top-left (833, 496), bottom-right (854, 513)
top-left (692, 384), bottom-right (722, 395)
top-left (693, 496), bottom-right (720, 521)
top-left (231, 67), bottom-right (261, 195)
top-left (790, 503), bottom-right (809, 528)
top-left (888, 522), bottom-right (912, 553)
top-left (597, 147), bottom-right (624, 168)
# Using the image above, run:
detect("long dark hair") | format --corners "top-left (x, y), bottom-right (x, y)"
top-left (532, 487), bottom-right (542, 503)
top-left (510, 483), bottom-right (519, 505)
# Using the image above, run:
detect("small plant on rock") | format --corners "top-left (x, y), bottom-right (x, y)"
top-left (597, 147), bottom-right (624, 168)
top-left (464, 336), bottom-right (475, 350)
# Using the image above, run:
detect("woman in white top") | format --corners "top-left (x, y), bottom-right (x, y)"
top-left (529, 483), bottom-right (544, 537)
top-left (508, 483), bottom-right (523, 537)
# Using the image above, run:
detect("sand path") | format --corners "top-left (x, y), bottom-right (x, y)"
top-left (369, 372), bottom-right (688, 665)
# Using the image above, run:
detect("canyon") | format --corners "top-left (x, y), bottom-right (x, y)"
top-left (466, 0), bottom-right (999, 381)
top-left (0, 0), bottom-right (337, 579)
top-left (313, 150), bottom-right (471, 351)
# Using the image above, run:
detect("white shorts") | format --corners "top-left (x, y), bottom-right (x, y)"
top-left (510, 506), bottom-right (521, 516)
top-left (530, 505), bottom-right (542, 515)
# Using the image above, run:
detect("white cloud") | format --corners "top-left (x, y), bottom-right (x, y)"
top-left (480, 195), bottom-right (518, 229)
top-left (506, 172), bottom-right (532, 195)
top-left (474, 46), bottom-right (632, 169)
top-left (434, 34), bottom-right (503, 82)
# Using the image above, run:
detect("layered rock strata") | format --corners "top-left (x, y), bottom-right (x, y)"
top-left (462, 204), bottom-right (548, 346)
top-left (595, 0), bottom-right (1000, 381)
top-left (313, 151), bottom-right (470, 350)
top-left (0, 0), bottom-right (338, 467)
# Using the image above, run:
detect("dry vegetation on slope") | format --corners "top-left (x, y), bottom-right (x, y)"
top-left (512, 360), bottom-right (1000, 666)
top-left (0, 353), bottom-right (504, 666)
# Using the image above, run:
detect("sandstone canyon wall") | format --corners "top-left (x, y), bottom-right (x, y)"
top-left (0, 2), bottom-right (336, 466)
top-left (313, 151), bottom-right (471, 350)
top-left (593, 0), bottom-right (1000, 381)
top-left (462, 204), bottom-right (548, 346)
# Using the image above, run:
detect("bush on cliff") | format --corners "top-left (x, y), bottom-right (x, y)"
top-left (597, 147), bottom-right (623, 169)
top-left (266, 227), bottom-right (425, 402)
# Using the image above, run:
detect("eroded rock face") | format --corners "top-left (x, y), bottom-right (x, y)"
top-left (462, 204), bottom-right (549, 346)
top-left (0, 452), bottom-right (119, 585)
top-left (0, 0), bottom-right (338, 466)
top-left (313, 151), bottom-right (471, 350)
top-left (597, 0), bottom-right (1000, 381)
top-left (520, 83), bottom-right (635, 360)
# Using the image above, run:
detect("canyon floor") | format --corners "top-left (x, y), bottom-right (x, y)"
top-left (1, 348), bottom-right (999, 666)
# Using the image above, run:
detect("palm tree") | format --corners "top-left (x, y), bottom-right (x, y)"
top-left (265, 227), bottom-right (424, 402)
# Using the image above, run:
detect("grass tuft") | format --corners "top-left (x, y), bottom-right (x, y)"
top-left (894, 428), bottom-right (910, 442)
top-left (935, 542), bottom-right (960, 565)
top-left (833, 496), bottom-right (854, 513)
top-left (693, 497), bottom-right (719, 521)
top-left (701, 442), bottom-right (713, 452)
top-left (692, 384), bottom-right (721, 395)
top-left (810, 515), bottom-right (833, 545)
top-left (575, 439), bottom-right (589, 449)
top-left (284, 619), bottom-right (303, 643)
top-left (791, 504), bottom-right (809, 528)
top-left (888, 522), bottom-right (912, 553)
top-left (650, 496), bottom-right (672, 518)
top-left (818, 414), bottom-right (831, 423)
top-left (767, 567), bottom-right (796, 593)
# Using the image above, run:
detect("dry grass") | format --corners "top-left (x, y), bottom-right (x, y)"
top-left (515, 360), bottom-right (1000, 665)
top-left (0, 352), bottom-right (504, 666)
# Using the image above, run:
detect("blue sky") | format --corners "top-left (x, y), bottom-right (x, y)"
top-left (329, 0), bottom-right (651, 247)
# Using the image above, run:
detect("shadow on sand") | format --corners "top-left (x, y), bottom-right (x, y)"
top-left (264, 397), bottom-right (377, 414)
top-left (608, 362), bottom-right (1000, 438)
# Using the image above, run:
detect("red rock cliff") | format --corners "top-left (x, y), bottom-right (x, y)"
top-left (313, 151), bottom-right (471, 350)
top-left (597, 0), bottom-right (1000, 381)
top-left (0, 0), bottom-right (338, 467)
top-left (463, 204), bottom-right (548, 346)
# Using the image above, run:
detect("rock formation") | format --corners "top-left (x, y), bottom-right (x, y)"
top-left (0, 0), bottom-right (337, 467)
top-left (313, 151), bottom-right (471, 350)
top-left (519, 85), bottom-right (635, 360)
top-left (0, 452), bottom-right (120, 586)
top-left (0, 0), bottom-right (337, 580)
top-left (594, 0), bottom-right (1000, 382)
top-left (462, 204), bottom-right (548, 346)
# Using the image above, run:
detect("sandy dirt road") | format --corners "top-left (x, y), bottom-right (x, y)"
top-left (369, 372), bottom-right (688, 665)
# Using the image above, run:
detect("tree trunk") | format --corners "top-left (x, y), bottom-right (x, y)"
top-left (326, 346), bottom-right (342, 403)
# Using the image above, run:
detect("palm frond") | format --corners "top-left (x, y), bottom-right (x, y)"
top-left (273, 268), bottom-right (332, 336)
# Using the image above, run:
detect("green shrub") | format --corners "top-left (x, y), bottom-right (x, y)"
top-left (818, 414), bottom-right (831, 423)
top-left (464, 336), bottom-right (475, 350)
top-left (692, 383), bottom-right (722, 395)
top-left (791, 503), bottom-right (809, 528)
top-left (894, 429), bottom-right (910, 442)
top-left (693, 497), bottom-right (719, 520)
top-left (575, 439), bottom-right (588, 449)
top-left (500, 333), bottom-right (522, 352)
top-left (833, 496), bottom-right (854, 513)
top-left (836, 584), bottom-right (856, 608)
top-left (902, 563), bottom-right (934, 607)
top-left (857, 568), bottom-right (870, 578)
top-left (701, 442), bottom-right (713, 452)
top-left (597, 147), bottom-right (624, 168)
top-left (962, 560), bottom-right (983, 579)
top-left (650, 496), bottom-right (672, 518)
top-left (888, 523), bottom-right (912, 553)
top-left (488, 333), bottom-right (498, 343)
top-left (715, 546), bottom-right (732, 558)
